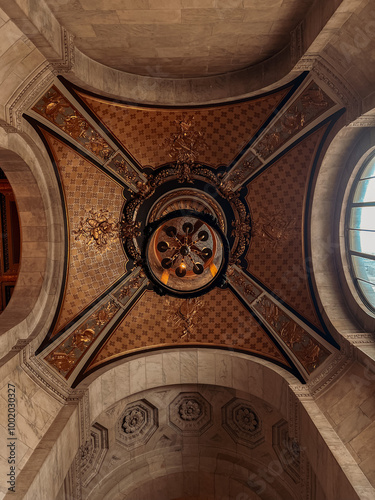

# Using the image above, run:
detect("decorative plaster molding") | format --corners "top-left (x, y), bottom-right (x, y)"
top-left (296, 56), bottom-right (361, 121)
top-left (116, 399), bottom-right (158, 448)
top-left (80, 423), bottom-right (108, 487)
top-left (307, 348), bottom-right (353, 397)
top-left (169, 392), bottom-right (212, 436)
top-left (347, 116), bottom-right (375, 127)
top-left (51, 28), bottom-right (75, 73)
top-left (7, 62), bottom-right (55, 131)
top-left (64, 454), bottom-right (82, 500)
top-left (290, 21), bottom-right (304, 66)
top-left (272, 419), bottom-right (301, 483)
top-left (22, 342), bottom-right (85, 404)
top-left (287, 387), bottom-right (300, 443)
top-left (222, 398), bottom-right (264, 448)
top-left (289, 385), bottom-right (312, 399)
top-left (6, 28), bottom-right (75, 131)
top-left (79, 391), bottom-right (91, 445)
top-left (345, 332), bottom-right (375, 344)
top-left (300, 451), bottom-right (313, 500)
top-left (293, 55), bottom-right (316, 72)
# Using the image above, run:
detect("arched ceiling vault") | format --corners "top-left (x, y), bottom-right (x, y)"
top-left (43, 0), bottom-right (315, 79)
top-left (25, 72), bottom-right (344, 387)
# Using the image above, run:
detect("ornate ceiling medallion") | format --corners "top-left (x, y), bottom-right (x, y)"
top-left (143, 210), bottom-right (229, 297)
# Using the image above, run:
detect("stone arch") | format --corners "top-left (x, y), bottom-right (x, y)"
top-left (94, 455), bottom-right (297, 500)
top-left (310, 122), bottom-right (375, 343)
top-left (0, 126), bottom-right (65, 357)
top-left (11, 351), bottom-right (374, 500)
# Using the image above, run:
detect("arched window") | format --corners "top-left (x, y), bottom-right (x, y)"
top-left (346, 153), bottom-right (375, 313)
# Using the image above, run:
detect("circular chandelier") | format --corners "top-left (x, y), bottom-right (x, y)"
top-left (143, 210), bottom-right (229, 297)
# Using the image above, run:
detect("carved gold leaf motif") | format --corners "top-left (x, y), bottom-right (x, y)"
top-left (33, 86), bottom-right (113, 160)
top-left (73, 209), bottom-right (120, 253)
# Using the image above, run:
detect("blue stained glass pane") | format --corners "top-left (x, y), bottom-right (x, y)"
top-left (353, 178), bottom-right (375, 202)
top-left (358, 280), bottom-right (375, 308)
top-left (361, 158), bottom-right (375, 179)
top-left (350, 207), bottom-right (375, 230)
top-left (349, 230), bottom-right (375, 256)
top-left (352, 255), bottom-right (375, 284)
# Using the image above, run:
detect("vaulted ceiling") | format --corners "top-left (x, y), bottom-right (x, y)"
top-left (27, 72), bottom-right (343, 387)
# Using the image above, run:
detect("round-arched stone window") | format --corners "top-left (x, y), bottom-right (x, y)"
top-left (346, 153), bottom-right (375, 313)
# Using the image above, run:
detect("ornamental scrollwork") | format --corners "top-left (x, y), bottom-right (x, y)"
top-left (73, 209), bottom-right (120, 253)
top-left (254, 81), bottom-right (334, 160)
top-left (113, 272), bottom-right (147, 306)
top-left (251, 208), bottom-right (297, 250)
top-left (33, 86), bottom-right (113, 160)
top-left (226, 267), bottom-right (261, 300)
top-left (123, 161), bottom-right (251, 267)
top-left (164, 118), bottom-right (207, 164)
top-left (221, 154), bottom-right (262, 189)
top-left (254, 296), bottom-right (329, 373)
top-left (165, 297), bottom-right (205, 339)
top-left (45, 299), bottom-right (120, 377)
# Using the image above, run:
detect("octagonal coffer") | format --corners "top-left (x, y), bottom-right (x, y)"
top-left (169, 392), bottom-right (213, 436)
top-left (116, 399), bottom-right (158, 448)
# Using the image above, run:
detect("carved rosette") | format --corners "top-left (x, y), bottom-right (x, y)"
top-left (222, 398), bottom-right (264, 448)
top-left (272, 419), bottom-right (301, 483)
top-left (116, 400), bottom-right (158, 448)
top-left (169, 392), bottom-right (212, 435)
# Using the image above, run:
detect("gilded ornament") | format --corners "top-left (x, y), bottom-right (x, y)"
top-left (48, 352), bottom-right (75, 372)
top-left (228, 268), bottom-right (260, 299)
top-left (93, 301), bottom-right (118, 326)
top-left (255, 296), bottom-right (327, 373)
top-left (73, 209), bottom-right (120, 252)
top-left (176, 163), bottom-right (194, 183)
top-left (120, 218), bottom-right (141, 240)
top-left (62, 112), bottom-right (88, 138)
top-left (113, 158), bottom-right (138, 183)
top-left (255, 82), bottom-right (333, 159)
top-left (43, 93), bottom-right (70, 122)
top-left (72, 329), bottom-right (95, 349)
top-left (45, 299), bottom-right (120, 377)
top-left (252, 209), bottom-right (297, 249)
top-left (87, 134), bottom-right (112, 160)
top-left (301, 86), bottom-right (330, 109)
top-left (165, 118), bottom-right (207, 164)
top-left (165, 297), bottom-right (204, 339)
top-left (231, 215), bottom-right (251, 244)
top-left (117, 275), bottom-right (144, 300)
top-left (33, 86), bottom-right (114, 160)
